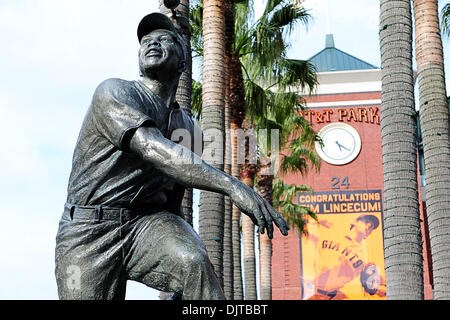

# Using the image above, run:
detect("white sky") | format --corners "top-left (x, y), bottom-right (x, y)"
top-left (0, 0), bottom-right (448, 300)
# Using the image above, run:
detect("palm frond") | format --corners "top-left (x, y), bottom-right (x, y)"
top-left (275, 58), bottom-right (318, 94)
top-left (233, 24), bottom-right (253, 57)
top-left (189, 1), bottom-right (204, 57)
top-left (280, 148), bottom-right (319, 176)
top-left (190, 0), bottom-right (319, 236)
top-left (442, 3), bottom-right (450, 37)
top-left (269, 91), bottom-right (302, 116)
top-left (243, 77), bottom-right (269, 119)
top-left (191, 80), bottom-right (203, 121)
top-left (289, 113), bottom-right (319, 146)
top-left (234, 0), bottom-right (254, 29)
top-left (268, 3), bottom-right (311, 36)
top-left (251, 1), bottom-right (311, 68)
top-left (272, 178), bottom-right (317, 234)
top-left (254, 119), bottom-right (283, 155)
top-left (252, 22), bottom-right (285, 67)
top-left (263, 0), bottom-right (285, 16)
top-left (280, 125), bottom-right (321, 176)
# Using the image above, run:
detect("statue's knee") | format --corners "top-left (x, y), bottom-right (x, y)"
top-left (180, 248), bottom-right (209, 270)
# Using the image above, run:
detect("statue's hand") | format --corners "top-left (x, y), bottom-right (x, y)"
top-left (229, 180), bottom-right (289, 239)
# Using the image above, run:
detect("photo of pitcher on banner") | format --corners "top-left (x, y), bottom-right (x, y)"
top-left (299, 190), bottom-right (386, 300)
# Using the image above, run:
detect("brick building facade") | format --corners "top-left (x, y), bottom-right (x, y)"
top-left (271, 35), bottom-right (432, 299)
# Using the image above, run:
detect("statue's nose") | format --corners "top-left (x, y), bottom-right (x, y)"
top-left (149, 38), bottom-right (161, 46)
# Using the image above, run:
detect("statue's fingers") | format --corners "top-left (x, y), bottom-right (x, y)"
top-left (262, 202), bottom-right (274, 239)
top-left (254, 204), bottom-right (268, 235)
top-left (241, 204), bottom-right (262, 230)
top-left (270, 207), bottom-right (289, 236)
top-left (246, 210), bottom-right (259, 227)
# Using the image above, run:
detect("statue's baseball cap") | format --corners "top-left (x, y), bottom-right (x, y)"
top-left (137, 12), bottom-right (177, 43)
top-left (137, 12), bottom-right (187, 70)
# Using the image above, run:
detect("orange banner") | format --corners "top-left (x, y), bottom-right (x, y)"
top-left (299, 190), bottom-right (386, 300)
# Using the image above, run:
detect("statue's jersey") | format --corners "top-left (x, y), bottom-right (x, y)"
top-left (66, 78), bottom-right (201, 215)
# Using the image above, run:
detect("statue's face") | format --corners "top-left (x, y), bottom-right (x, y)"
top-left (138, 29), bottom-right (182, 75)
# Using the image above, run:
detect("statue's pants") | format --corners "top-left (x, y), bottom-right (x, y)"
top-left (55, 204), bottom-right (225, 300)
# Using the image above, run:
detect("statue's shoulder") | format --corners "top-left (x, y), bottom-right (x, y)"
top-left (90, 78), bottom-right (144, 117)
top-left (94, 78), bottom-right (137, 97)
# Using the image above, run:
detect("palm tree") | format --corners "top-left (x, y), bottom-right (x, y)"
top-left (190, 0), bottom-right (245, 299)
top-left (198, 0), bottom-right (227, 287)
top-left (440, 2), bottom-right (450, 137)
top-left (413, 0), bottom-right (450, 300)
top-left (240, 118), bottom-right (258, 300)
top-left (222, 0), bottom-right (234, 300)
top-left (158, 0), bottom-right (193, 300)
top-left (379, 0), bottom-right (424, 299)
top-left (256, 164), bottom-right (274, 300)
top-left (160, 0), bottom-right (194, 227)
top-left (190, 0), bottom-right (317, 299)
top-left (441, 2), bottom-right (450, 37)
top-left (229, 2), bottom-right (251, 299)
top-left (254, 102), bottom-right (320, 300)
top-left (237, 0), bottom-right (316, 299)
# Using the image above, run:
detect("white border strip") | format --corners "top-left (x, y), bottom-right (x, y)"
top-left (306, 99), bottom-right (381, 108)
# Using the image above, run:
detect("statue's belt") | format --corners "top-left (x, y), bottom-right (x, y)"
top-left (63, 203), bottom-right (161, 222)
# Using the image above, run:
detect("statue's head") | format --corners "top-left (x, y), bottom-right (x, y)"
top-left (137, 13), bottom-right (187, 77)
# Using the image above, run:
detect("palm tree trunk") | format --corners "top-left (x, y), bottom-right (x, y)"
top-left (199, 0), bottom-right (226, 287)
top-left (241, 119), bottom-right (257, 300)
top-left (159, 0), bottom-right (193, 226)
top-left (229, 40), bottom-right (247, 300)
top-left (413, 0), bottom-right (450, 300)
top-left (159, 0), bottom-right (192, 300)
top-left (257, 159), bottom-right (273, 300)
top-left (241, 173), bottom-right (257, 300)
top-left (379, 0), bottom-right (424, 299)
top-left (231, 123), bottom-right (244, 299)
top-left (222, 0), bottom-right (234, 300)
top-left (223, 113), bottom-right (233, 299)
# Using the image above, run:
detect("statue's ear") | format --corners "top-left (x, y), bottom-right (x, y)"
top-left (178, 61), bottom-right (187, 73)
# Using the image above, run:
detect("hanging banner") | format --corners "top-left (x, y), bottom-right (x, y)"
top-left (299, 190), bottom-right (386, 300)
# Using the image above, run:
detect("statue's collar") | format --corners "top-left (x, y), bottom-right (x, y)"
top-left (136, 80), bottom-right (180, 110)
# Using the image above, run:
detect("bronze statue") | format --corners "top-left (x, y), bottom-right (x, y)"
top-left (55, 12), bottom-right (289, 300)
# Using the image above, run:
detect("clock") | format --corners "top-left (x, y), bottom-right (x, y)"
top-left (315, 123), bottom-right (361, 165)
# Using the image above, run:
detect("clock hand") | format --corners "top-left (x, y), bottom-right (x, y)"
top-left (335, 141), bottom-right (351, 152)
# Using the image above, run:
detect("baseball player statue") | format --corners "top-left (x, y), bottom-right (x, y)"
top-left (54, 12), bottom-right (289, 300)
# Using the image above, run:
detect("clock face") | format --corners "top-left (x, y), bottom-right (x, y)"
top-left (315, 123), bottom-right (361, 165)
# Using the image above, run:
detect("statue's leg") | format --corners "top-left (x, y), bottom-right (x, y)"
top-left (54, 208), bottom-right (127, 300)
top-left (123, 211), bottom-right (225, 300)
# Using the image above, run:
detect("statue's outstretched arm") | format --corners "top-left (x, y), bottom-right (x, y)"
top-left (128, 125), bottom-right (289, 239)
